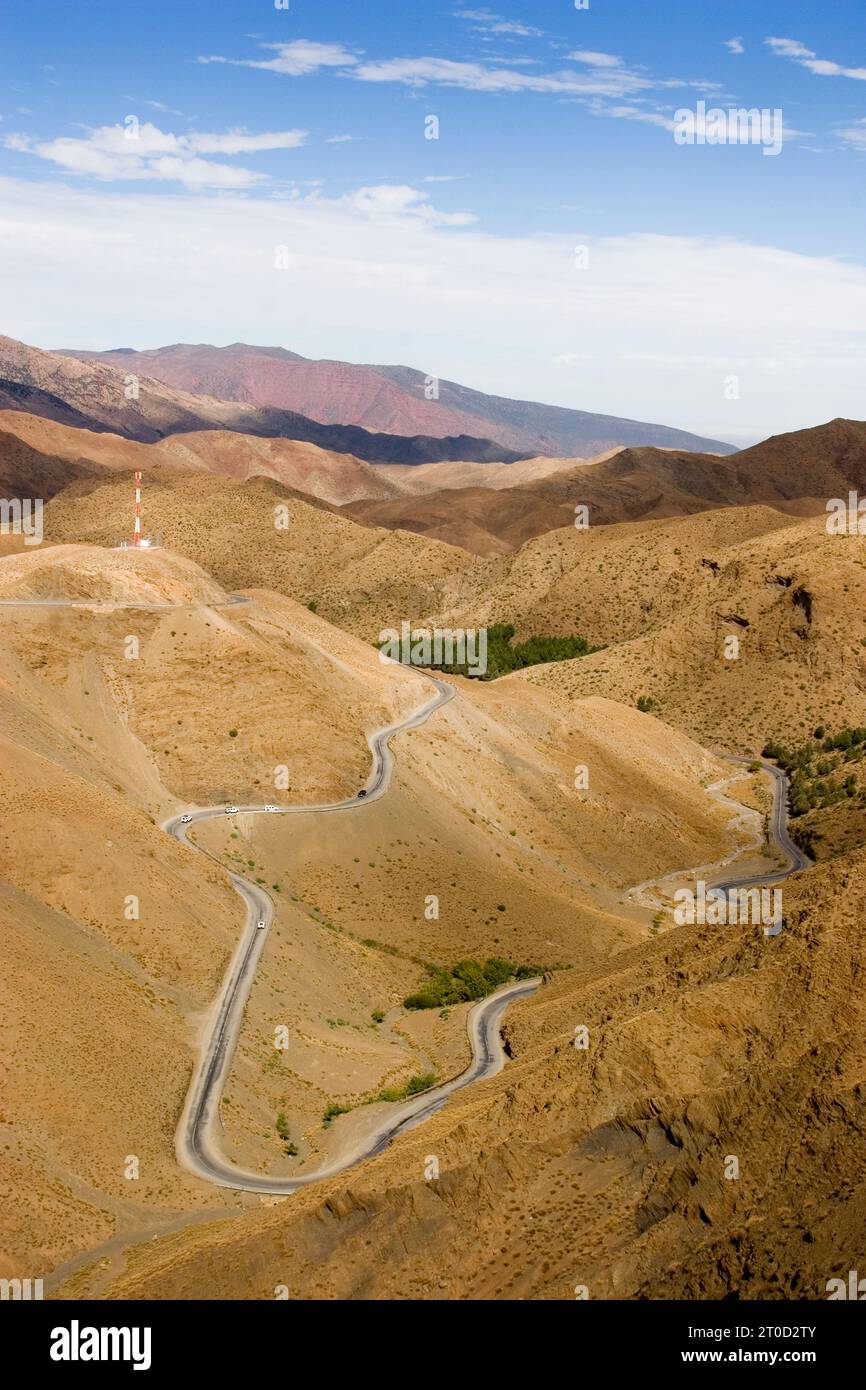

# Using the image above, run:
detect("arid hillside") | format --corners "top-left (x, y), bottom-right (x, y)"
top-left (6, 417), bottom-right (864, 1303)
top-left (0, 543), bottom-right (440, 1278)
top-left (1, 539), bottom-right (754, 1289)
top-left (60, 838), bottom-right (866, 1302)
top-left (0, 410), bottom-right (414, 507)
top-left (343, 419), bottom-right (866, 554)
top-left (512, 511), bottom-right (866, 749)
top-left (40, 469), bottom-right (479, 637)
top-left (33, 460), bottom-right (866, 759)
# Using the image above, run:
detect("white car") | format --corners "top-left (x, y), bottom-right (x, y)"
top-left (225, 806), bottom-right (239, 815)
top-left (180, 814), bottom-right (192, 824)
top-left (257, 920), bottom-right (266, 930)
top-left (264, 804), bottom-right (279, 813)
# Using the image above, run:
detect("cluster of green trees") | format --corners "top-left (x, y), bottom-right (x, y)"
top-left (404, 956), bottom-right (539, 1010)
top-left (431, 623), bottom-right (600, 681)
top-left (762, 726), bottom-right (866, 818)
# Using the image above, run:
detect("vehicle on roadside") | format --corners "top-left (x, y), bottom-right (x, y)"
top-left (264, 804), bottom-right (279, 813)
top-left (225, 805), bottom-right (239, 815)
top-left (180, 814), bottom-right (192, 824)
top-left (257, 920), bottom-right (266, 930)
top-left (358, 789), bottom-right (368, 798)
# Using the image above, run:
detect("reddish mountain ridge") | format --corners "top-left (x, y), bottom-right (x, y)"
top-left (62, 342), bottom-right (736, 457)
top-left (0, 337), bottom-right (526, 466)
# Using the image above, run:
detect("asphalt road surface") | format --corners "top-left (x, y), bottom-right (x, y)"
top-left (716, 755), bottom-right (810, 892)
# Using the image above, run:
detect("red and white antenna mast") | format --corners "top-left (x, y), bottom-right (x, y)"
top-left (133, 471), bottom-right (142, 547)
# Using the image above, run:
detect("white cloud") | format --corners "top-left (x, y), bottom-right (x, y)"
top-left (567, 51), bottom-right (624, 69)
top-left (199, 40), bottom-right (360, 77)
top-left (766, 35), bottom-right (866, 81)
top-left (336, 183), bottom-right (476, 226)
top-left (144, 99), bottom-right (185, 116)
top-left (186, 130), bottom-right (306, 155)
top-left (834, 118), bottom-right (866, 150)
top-left (724, 38), bottom-right (745, 56)
top-left (453, 8), bottom-right (544, 38)
top-left (591, 104), bottom-right (675, 132)
top-left (325, 134), bottom-right (359, 144)
top-left (3, 173), bottom-right (866, 440)
top-left (351, 55), bottom-right (648, 97)
top-left (196, 36), bottom-right (722, 113)
top-left (3, 122), bottom-right (307, 188)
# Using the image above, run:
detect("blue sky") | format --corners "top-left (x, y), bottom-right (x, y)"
top-left (3, 0), bottom-right (866, 442)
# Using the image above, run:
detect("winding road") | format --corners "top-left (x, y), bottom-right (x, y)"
top-left (715, 755), bottom-right (810, 891)
top-left (166, 675), bottom-right (542, 1195)
top-left (6, 585), bottom-right (810, 1194)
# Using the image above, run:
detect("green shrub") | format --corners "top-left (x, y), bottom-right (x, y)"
top-left (403, 956), bottom-right (541, 1010)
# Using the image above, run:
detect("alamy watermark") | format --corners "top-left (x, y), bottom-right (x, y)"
top-left (0, 497), bottom-right (43, 545)
top-left (674, 101), bottom-right (784, 157)
top-left (379, 621), bottom-right (488, 677)
top-left (826, 492), bottom-right (866, 535)
top-left (674, 880), bottom-right (783, 933)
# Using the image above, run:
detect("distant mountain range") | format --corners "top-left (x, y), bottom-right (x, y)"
top-left (60, 341), bottom-right (736, 458)
top-left (0, 337), bottom-right (526, 466)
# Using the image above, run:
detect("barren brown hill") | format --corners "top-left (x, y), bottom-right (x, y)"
top-left (343, 419), bottom-right (866, 554)
top-left (1, 540), bottom-right (752, 1285)
top-left (35, 457), bottom-right (866, 758)
top-left (0, 411), bottom-right (410, 507)
top-left (40, 469), bottom-right (482, 638)
top-left (0, 424), bottom-right (102, 500)
top-left (63, 342), bottom-right (735, 457)
top-left (430, 505), bottom-right (798, 645)
top-left (60, 837), bottom-right (866, 1302)
top-left (370, 453), bottom-right (587, 495)
top-left (512, 510), bottom-right (866, 749)
top-left (0, 337), bottom-right (527, 465)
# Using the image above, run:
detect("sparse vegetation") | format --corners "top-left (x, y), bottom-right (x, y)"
top-left (404, 957), bottom-right (539, 1010)
top-left (762, 727), bottom-right (866, 855)
top-left (380, 622), bottom-right (601, 681)
top-left (376, 1073), bottom-right (437, 1103)
top-left (275, 1112), bottom-right (298, 1156)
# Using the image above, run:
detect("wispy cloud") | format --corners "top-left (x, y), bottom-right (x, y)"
top-left (350, 55), bottom-right (649, 97)
top-left (337, 183), bottom-right (476, 225)
top-left (198, 39), bottom-right (360, 77)
top-left (453, 8), bottom-right (544, 39)
top-left (724, 38), bottom-right (745, 56)
top-left (3, 122), bottom-right (308, 189)
top-left (567, 51), bottom-right (624, 69)
top-left (196, 36), bottom-right (721, 113)
top-left (145, 99), bottom-right (185, 116)
top-left (834, 118), bottom-right (866, 150)
top-left (766, 35), bottom-right (866, 81)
